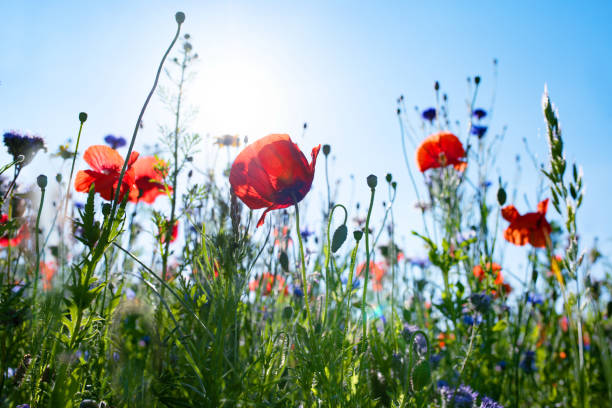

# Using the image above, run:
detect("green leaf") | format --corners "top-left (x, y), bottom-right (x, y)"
top-left (492, 319), bottom-right (508, 332)
top-left (411, 359), bottom-right (431, 391)
top-left (331, 224), bottom-right (348, 253)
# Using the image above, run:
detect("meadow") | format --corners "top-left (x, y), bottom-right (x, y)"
top-left (1, 10), bottom-right (611, 408)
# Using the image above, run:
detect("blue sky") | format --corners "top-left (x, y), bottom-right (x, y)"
top-left (1, 1), bottom-right (611, 280)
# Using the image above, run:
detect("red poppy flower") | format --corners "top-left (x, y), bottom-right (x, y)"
top-left (357, 261), bottom-right (387, 292)
top-left (249, 272), bottom-right (288, 296)
top-left (415, 131), bottom-right (467, 172)
top-left (40, 261), bottom-right (57, 290)
top-left (473, 262), bottom-right (503, 284)
top-left (502, 199), bottom-right (551, 248)
top-left (74, 145), bottom-right (139, 201)
top-left (130, 156), bottom-right (170, 204)
top-left (0, 214), bottom-right (28, 247)
top-left (229, 134), bottom-right (321, 227)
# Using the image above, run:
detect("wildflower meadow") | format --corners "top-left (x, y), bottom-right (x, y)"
top-left (1, 5), bottom-right (612, 408)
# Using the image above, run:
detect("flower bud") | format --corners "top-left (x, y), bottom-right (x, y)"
top-left (322, 144), bottom-right (331, 156)
top-left (37, 174), bottom-right (48, 189)
top-left (175, 11), bottom-right (185, 24)
top-left (434, 81), bottom-right (440, 91)
top-left (497, 187), bottom-right (507, 206)
top-left (56, 173), bottom-right (63, 183)
top-left (385, 173), bottom-right (392, 183)
top-left (474, 76), bottom-right (481, 85)
top-left (79, 112), bottom-right (88, 123)
top-left (353, 230), bottom-right (363, 241)
top-left (367, 174), bottom-right (378, 189)
top-left (102, 203), bottom-right (111, 216)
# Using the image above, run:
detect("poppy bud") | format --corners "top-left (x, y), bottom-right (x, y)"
top-left (367, 174), bottom-right (377, 189)
top-left (175, 11), bottom-right (185, 24)
top-left (184, 33), bottom-right (190, 39)
top-left (396, 108), bottom-right (401, 115)
top-left (434, 81), bottom-right (440, 91)
top-left (102, 203), bottom-right (111, 216)
top-left (391, 181), bottom-right (397, 190)
top-left (56, 173), bottom-right (62, 183)
top-left (79, 112), bottom-right (88, 123)
top-left (353, 230), bottom-right (363, 241)
top-left (37, 174), bottom-right (48, 189)
top-left (385, 173), bottom-right (392, 183)
top-left (474, 76), bottom-right (481, 85)
top-left (303, 122), bottom-right (308, 129)
top-left (184, 42), bottom-right (192, 52)
top-left (323, 144), bottom-right (331, 156)
top-left (497, 187), bottom-right (507, 206)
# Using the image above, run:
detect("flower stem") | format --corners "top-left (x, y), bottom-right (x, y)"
top-left (360, 184), bottom-right (376, 351)
top-left (33, 185), bottom-right (46, 302)
top-left (294, 201), bottom-right (312, 330)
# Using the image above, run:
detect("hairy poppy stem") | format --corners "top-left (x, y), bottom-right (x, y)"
top-left (108, 14), bottom-right (183, 231)
top-left (294, 201), bottom-right (312, 330)
top-left (33, 182), bottom-right (46, 304)
top-left (323, 204), bottom-right (348, 325)
top-left (360, 180), bottom-right (376, 356)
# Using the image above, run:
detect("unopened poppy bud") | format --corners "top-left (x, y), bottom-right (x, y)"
top-left (353, 230), bottom-right (363, 241)
top-left (303, 122), bottom-right (308, 129)
top-left (396, 108), bottom-right (401, 115)
top-left (367, 174), bottom-right (377, 189)
top-left (56, 173), bottom-right (62, 183)
top-left (474, 76), bottom-right (481, 85)
top-left (175, 11), bottom-right (185, 24)
top-left (385, 173), bottom-right (392, 183)
top-left (184, 42), bottom-right (192, 52)
top-left (391, 181), bottom-right (397, 189)
top-left (79, 112), bottom-right (88, 123)
top-left (102, 203), bottom-right (111, 216)
top-left (184, 33), bottom-right (190, 39)
top-left (434, 81), bottom-right (440, 91)
top-left (497, 187), bottom-right (507, 206)
top-left (37, 174), bottom-right (48, 189)
top-left (323, 144), bottom-right (331, 156)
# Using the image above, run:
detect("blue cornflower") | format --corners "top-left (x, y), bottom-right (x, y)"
top-left (473, 108), bottom-right (487, 120)
top-left (480, 396), bottom-right (504, 408)
top-left (300, 227), bottom-right (315, 242)
top-left (463, 314), bottom-right (475, 326)
top-left (104, 134), bottom-right (127, 149)
top-left (470, 125), bottom-right (488, 138)
top-left (436, 379), bottom-right (449, 389)
top-left (430, 353), bottom-right (442, 367)
top-left (16, 405), bottom-right (31, 408)
top-left (292, 285), bottom-right (304, 298)
top-left (495, 360), bottom-right (507, 372)
top-left (341, 276), bottom-right (360, 290)
top-left (520, 350), bottom-right (537, 373)
top-left (481, 180), bottom-right (493, 189)
top-left (3, 131), bottom-right (47, 167)
top-left (421, 107), bottom-right (437, 122)
top-left (74, 202), bottom-right (85, 211)
top-left (527, 293), bottom-right (544, 305)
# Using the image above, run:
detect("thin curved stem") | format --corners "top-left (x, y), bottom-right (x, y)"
top-left (294, 201), bottom-right (312, 330)
top-left (360, 186), bottom-right (376, 354)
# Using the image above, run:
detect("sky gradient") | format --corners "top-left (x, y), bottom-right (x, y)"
top-left (1, 1), bottom-right (611, 280)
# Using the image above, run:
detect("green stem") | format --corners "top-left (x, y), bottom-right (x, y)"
top-left (360, 185), bottom-right (376, 353)
top-left (294, 201), bottom-right (312, 330)
top-left (323, 204), bottom-right (347, 325)
top-left (33, 186), bottom-right (46, 302)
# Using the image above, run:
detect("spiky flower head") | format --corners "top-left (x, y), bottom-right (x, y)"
top-left (3, 131), bottom-right (47, 168)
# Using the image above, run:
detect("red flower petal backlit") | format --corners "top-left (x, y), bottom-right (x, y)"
top-left (502, 199), bottom-right (551, 248)
top-left (131, 156), bottom-right (170, 204)
top-left (472, 262), bottom-right (502, 283)
top-left (0, 214), bottom-right (28, 247)
top-left (416, 131), bottom-right (467, 172)
top-left (74, 145), bottom-right (139, 201)
top-left (229, 134), bottom-right (321, 227)
top-left (357, 261), bottom-right (387, 292)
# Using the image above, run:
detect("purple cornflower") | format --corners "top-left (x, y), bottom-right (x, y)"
top-left (462, 314), bottom-right (475, 326)
top-left (104, 134), bottom-right (127, 149)
top-left (408, 257), bottom-right (430, 268)
top-left (292, 285), bottom-right (304, 298)
top-left (440, 384), bottom-right (479, 408)
top-left (421, 107), bottom-right (437, 122)
top-left (3, 131), bottom-right (47, 167)
top-left (471, 125), bottom-right (488, 139)
top-left (74, 202), bottom-right (85, 211)
top-left (480, 396), bottom-right (504, 408)
top-left (495, 360), bottom-right (507, 372)
top-left (341, 276), bottom-right (360, 290)
top-left (473, 108), bottom-right (487, 120)
top-left (470, 292), bottom-right (492, 313)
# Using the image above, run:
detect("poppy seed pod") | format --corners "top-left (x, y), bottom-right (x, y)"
top-left (434, 81), bottom-right (440, 91)
top-left (367, 174), bottom-right (377, 189)
top-left (175, 11), bottom-right (185, 24)
top-left (353, 230), bottom-right (363, 241)
top-left (385, 173), bottom-right (392, 183)
top-left (322, 144), bottom-right (331, 156)
top-left (37, 174), bottom-right (48, 189)
top-left (79, 112), bottom-right (88, 123)
top-left (474, 76), bottom-right (481, 85)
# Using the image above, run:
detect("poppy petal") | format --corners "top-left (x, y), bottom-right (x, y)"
top-left (537, 199), bottom-right (549, 215)
top-left (501, 205), bottom-right (519, 222)
top-left (83, 145), bottom-right (125, 172)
